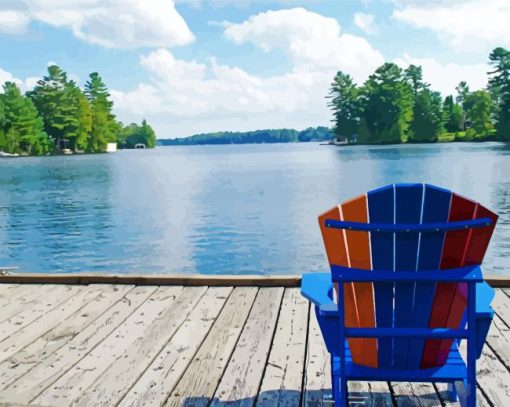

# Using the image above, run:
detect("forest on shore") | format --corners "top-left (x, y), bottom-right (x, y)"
top-left (328, 47), bottom-right (510, 144)
top-left (158, 127), bottom-right (331, 145)
top-left (0, 65), bottom-right (156, 156)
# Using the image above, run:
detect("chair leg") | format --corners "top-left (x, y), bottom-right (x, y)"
top-left (447, 382), bottom-right (458, 402)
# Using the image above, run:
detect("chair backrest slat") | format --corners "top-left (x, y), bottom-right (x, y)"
top-left (367, 185), bottom-right (394, 369)
top-left (393, 184), bottom-right (423, 368)
top-left (421, 194), bottom-right (477, 368)
top-left (318, 206), bottom-right (364, 365)
top-left (407, 185), bottom-right (452, 369)
top-left (341, 195), bottom-right (378, 368)
top-left (434, 203), bottom-right (498, 366)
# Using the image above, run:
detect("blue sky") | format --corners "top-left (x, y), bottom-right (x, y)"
top-left (0, 0), bottom-right (506, 137)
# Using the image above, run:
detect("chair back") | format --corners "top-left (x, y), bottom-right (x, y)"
top-left (319, 183), bottom-right (497, 369)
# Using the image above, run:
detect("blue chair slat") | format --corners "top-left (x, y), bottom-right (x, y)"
top-left (393, 184), bottom-right (423, 368)
top-left (407, 185), bottom-right (452, 369)
top-left (367, 185), bottom-right (394, 369)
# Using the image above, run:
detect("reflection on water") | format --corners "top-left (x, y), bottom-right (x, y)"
top-left (0, 142), bottom-right (508, 275)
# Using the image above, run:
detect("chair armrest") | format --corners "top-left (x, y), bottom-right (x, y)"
top-left (301, 273), bottom-right (337, 316)
top-left (475, 281), bottom-right (495, 358)
top-left (476, 281), bottom-right (495, 317)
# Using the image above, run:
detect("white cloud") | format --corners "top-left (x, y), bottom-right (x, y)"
top-left (394, 54), bottom-right (489, 95)
top-left (111, 9), bottom-right (386, 137)
top-left (111, 48), bottom-right (333, 136)
top-left (0, 67), bottom-right (40, 93)
top-left (393, 0), bottom-right (510, 49)
top-left (354, 13), bottom-right (377, 35)
top-left (223, 8), bottom-right (384, 83)
top-left (0, 0), bottom-right (194, 49)
top-left (0, 10), bottom-right (30, 34)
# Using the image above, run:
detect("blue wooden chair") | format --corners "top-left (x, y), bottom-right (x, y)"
top-left (301, 183), bottom-right (497, 407)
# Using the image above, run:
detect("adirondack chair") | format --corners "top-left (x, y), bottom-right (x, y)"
top-left (301, 183), bottom-right (498, 407)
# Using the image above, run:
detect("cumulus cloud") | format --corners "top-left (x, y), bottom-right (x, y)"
top-left (110, 8), bottom-right (386, 136)
top-left (111, 48), bottom-right (333, 136)
top-left (354, 13), bottom-right (377, 35)
top-left (223, 8), bottom-right (384, 82)
top-left (0, 0), bottom-right (194, 49)
top-left (394, 54), bottom-right (489, 95)
top-left (0, 67), bottom-right (41, 93)
top-left (393, 0), bottom-right (510, 49)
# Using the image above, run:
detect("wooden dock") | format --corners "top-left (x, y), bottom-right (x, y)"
top-left (0, 277), bottom-right (508, 406)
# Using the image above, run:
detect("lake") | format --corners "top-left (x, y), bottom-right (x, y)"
top-left (0, 142), bottom-right (508, 276)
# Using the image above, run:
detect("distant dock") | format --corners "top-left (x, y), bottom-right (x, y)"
top-left (0, 273), bottom-right (508, 406)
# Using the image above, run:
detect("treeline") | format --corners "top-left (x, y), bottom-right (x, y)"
top-left (158, 127), bottom-right (331, 145)
top-left (0, 65), bottom-right (156, 156)
top-left (329, 47), bottom-right (510, 144)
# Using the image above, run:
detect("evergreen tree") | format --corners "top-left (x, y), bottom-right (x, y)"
top-left (408, 89), bottom-right (444, 142)
top-left (1, 82), bottom-right (50, 155)
top-left (443, 95), bottom-right (464, 132)
top-left (327, 71), bottom-right (360, 143)
top-left (488, 47), bottom-right (510, 140)
top-left (84, 72), bottom-right (118, 152)
top-left (404, 66), bottom-right (444, 142)
top-left (464, 90), bottom-right (494, 139)
top-left (28, 65), bottom-right (70, 148)
top-left (359, 63), bottom-right (414, 143)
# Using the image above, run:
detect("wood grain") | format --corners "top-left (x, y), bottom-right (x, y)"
top-left (166, 287), bottom-right (258, 407)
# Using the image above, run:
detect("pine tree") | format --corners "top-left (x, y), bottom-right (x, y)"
top-left (404, 66), bottom-right (444, 142)
top-left (359, 63), bottom-right (414, 143)
top-left (84, 72), bottom-right (118, 152)
top-left (488, 47), bottom-right (510, 140)
top-left (327, 71), bottom-right (360, 143)
top-left (140, 119), bottom-right (156, 148)
top-left (443, 95), bottom-right (464, 132)
top-left (1, 82), bottom-right (50, 155)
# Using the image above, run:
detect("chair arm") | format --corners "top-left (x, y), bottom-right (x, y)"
top-left (475, 281), bottom-right (495, 358)
top-left (301, 273), bottom-right (338, 317)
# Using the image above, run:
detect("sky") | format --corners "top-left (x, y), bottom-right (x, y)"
top-left (0, 0), bottom-right (508, 138)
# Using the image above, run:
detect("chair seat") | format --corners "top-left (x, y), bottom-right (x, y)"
top-left (335, 341), bottom-right (467, 382)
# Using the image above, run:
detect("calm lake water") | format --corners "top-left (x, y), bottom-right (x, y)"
top-left (0, 142), bottom-right (509, 276)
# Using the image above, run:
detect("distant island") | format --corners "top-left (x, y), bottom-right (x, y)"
top-left (328, 47), bottom-right (510, 145)
top-left (158, 127), bottom-right (332, 146)
top-left (0, 65), bottom-right (156, 157)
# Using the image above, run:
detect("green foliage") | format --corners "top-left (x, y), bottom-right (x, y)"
top-left (0, 64), bottom-right (156, 156)
top-left (464, 90), bottom-right (494, 138)
top-left (84, 72), bottom-right (118, 152)
top-left (443, 95), bottom-right (464, 132)
top-left (158, 127), bottom-right (331, 146)
top-left (358, 63), bottom-right (414, 144)
top-left (405, 66), bottom-right (444, 142)
top-left (118, 119), bottom-right (157, 148)
top-left (489, 47), bottom-right (510, 141)
top-left (0, 82), bottom-right (50, 155)
top-left (327, 72), bottom-right (360, 143)
top-left (328, 48), bottom-right (510, 145)
top-left (408, 89), bottom-right (444, 142)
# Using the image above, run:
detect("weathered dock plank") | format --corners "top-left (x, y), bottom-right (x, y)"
top-left (302, 304), bottom-right (331, 406)
top-left (166, 287), bottom-right (258, 407)
top-left (210, 287), bottom-right (284, 406)
top-left (0, 286), bottom-right (157, 403)
top-left (0, 284), bottom-right (72, 334)
top-left (118, 286), bottom-right (232, 407)
top-left (256, 288), bottom-right (309, 407)
top-left (75, 286), bottom-right (207, 406)
top-left (0, 284), bottom-right (133, 390)
top-left (0, 285), bottom-right (102, 363)
top-left (34, 286), bottom-right (186, 407)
